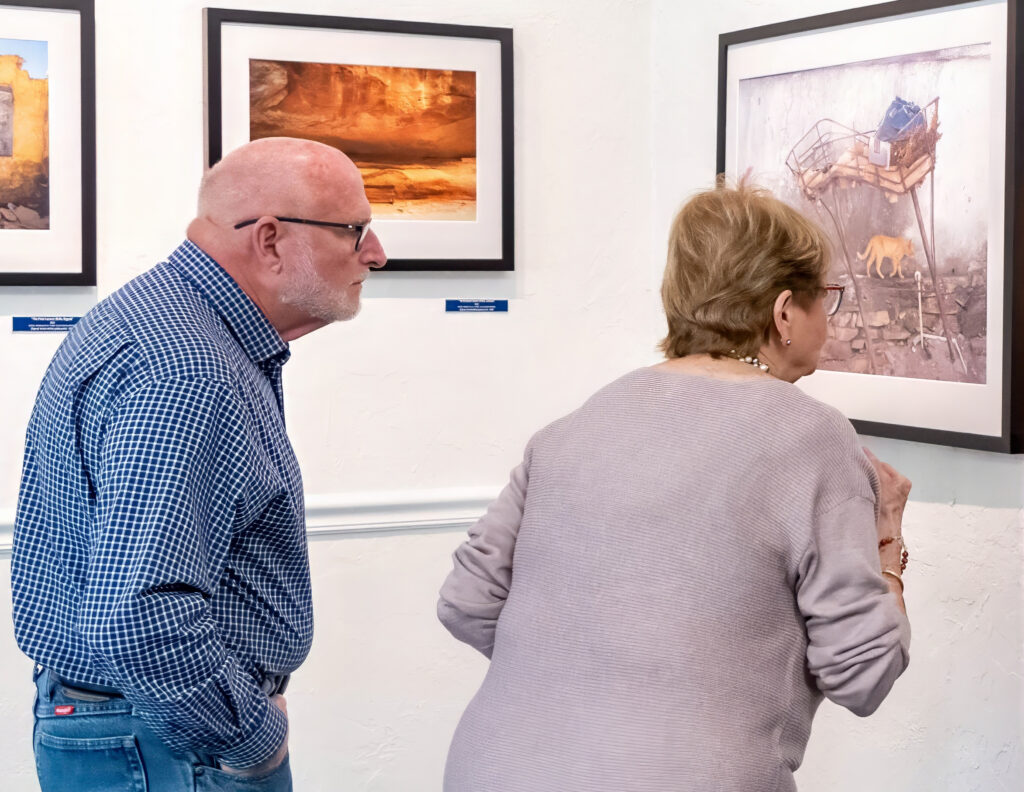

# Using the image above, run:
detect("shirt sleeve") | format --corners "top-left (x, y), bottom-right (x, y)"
top-left (80, 376), bottom-right (286, 769)
top-left (796, 494), bottom-right (911, 717)
top-left (437, 445), bottom-right (532, 659)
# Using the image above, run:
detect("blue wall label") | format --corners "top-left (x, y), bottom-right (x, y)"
top-left (13, 316), bottom-right (81, 333)
top-left (445, 300), bottom-right (508, 313)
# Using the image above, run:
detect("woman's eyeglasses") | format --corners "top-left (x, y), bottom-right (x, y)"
top-left (821, 283), bottom-right (845, 317)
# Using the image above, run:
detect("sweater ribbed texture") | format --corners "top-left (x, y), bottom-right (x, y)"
top-left (439, 367), bottom-right (910, 792)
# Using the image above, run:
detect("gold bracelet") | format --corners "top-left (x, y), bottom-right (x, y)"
top-left (881, 568), bottom-right (904, 593)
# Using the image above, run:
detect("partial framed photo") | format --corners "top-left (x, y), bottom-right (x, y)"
top-left (0, 0), bottom-right (94, 286)
top-left (204, 9), bottom-right (514, 272)
top-left (718, 0), bottom-right (1024, 451)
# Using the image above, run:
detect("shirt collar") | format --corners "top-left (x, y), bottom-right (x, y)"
top-left (166, 239), bottom-right (290, 367)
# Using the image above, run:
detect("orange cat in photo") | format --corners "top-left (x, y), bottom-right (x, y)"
top-left (858, 235), bottom-right (915, 278)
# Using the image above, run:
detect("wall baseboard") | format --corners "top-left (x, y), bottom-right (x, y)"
top-left (0, 486), bottom-right (498, 558)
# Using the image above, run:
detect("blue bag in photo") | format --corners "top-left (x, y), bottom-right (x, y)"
top-left (875, 97), bottom-right (925, 142)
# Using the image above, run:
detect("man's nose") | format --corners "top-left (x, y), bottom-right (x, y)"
top-left (363, 229), bottom-right (387, 269)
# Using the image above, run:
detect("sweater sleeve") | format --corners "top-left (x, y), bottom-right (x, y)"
top-left (437, 448), bottom-right (531, 659)
top-left (796, 494), bottom-right (910, 716)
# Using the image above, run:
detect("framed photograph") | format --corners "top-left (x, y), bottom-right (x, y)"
top-left (0, 0), bottom-right (94, 286)
top-left (204, 9), bottom-right (514, 272)
top-left (718, 0), bottom-right (1024, 452)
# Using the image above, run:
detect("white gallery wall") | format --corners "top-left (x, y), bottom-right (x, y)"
top-left (0, 0), bottom-right (1020, 789)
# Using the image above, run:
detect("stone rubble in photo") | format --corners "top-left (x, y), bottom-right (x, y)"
top-left (0, 202), bottom-right (48, 229)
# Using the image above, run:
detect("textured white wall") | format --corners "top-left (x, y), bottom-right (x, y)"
top-left (1, 0), bottom-right (1022, 790)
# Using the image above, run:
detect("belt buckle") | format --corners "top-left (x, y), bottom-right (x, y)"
top-left (260, 674), bottom-right (290, 697)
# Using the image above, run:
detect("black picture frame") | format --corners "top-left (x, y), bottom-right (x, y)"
top-left (717, 0), bottom-right (1024, 452)
top-left (204, 8), bottom-right (514, 272)
top-left (0, 0), bottom-right (95, 286)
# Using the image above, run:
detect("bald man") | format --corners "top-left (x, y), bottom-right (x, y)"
top-left (12, 137), bottom-right (385, 791)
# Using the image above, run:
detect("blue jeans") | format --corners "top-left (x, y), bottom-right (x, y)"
top-left (32, 668), bottom-right (292, 791)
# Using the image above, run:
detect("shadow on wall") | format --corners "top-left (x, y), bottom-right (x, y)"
top-left (858, 435), bottom-right (1024, 509)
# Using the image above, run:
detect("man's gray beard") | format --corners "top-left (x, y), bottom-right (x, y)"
top-left (279, 241), bottom-right (360, 323)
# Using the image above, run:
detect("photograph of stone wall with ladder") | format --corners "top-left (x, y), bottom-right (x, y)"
top-left (737, 43), bottom-right (991, 384)
top-left (787, 96), bottom-right (981, 382)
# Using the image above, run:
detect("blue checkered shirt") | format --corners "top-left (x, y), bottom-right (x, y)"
top-left (11, 240), bottom-right (312, 768)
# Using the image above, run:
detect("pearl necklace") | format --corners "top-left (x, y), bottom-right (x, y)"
top-left (728, 350), bottom-right (769, 373)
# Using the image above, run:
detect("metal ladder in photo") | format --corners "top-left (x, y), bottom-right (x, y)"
top-left (784, 98), bottom-right (969, 379)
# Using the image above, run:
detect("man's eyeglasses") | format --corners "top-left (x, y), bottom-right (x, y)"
top-left (233, 216), bottom-right (371, 251)
top-left (821, 283), bottom-right (845, 317)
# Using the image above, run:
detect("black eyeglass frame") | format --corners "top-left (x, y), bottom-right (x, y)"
top-left (233, 216), bottom-right (371, 251)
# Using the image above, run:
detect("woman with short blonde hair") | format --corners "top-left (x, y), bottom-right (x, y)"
top-left (661, 181), bottom-right (833, 361)
top-left (439, 182), bottom-right (911, 792)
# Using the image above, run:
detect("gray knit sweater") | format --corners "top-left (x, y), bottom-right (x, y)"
top-left (438, 367), bottom-right (910, 792)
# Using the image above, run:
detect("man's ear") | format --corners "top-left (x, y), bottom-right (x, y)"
top-left (251, 217), bottom-right (284, 274)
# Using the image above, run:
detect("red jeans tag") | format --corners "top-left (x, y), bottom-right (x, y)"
top-left (54, 705), bottom-right (75, 716)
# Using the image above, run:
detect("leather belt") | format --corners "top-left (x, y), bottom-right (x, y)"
top-left (52, 670), bottom-right (290, 698)
top-left (53, 672), bottom-right (125, 698)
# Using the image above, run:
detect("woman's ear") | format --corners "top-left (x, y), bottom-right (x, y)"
top-left (772, 289), bottom-right (794, 343)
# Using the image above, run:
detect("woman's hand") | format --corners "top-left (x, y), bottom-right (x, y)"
top-left (863, 448), bottom-right (911, 522)
top-left (863, 448), bottom-right (911, 573)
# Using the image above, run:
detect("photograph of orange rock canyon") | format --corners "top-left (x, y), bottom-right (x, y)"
top-left (250, 60), bottom-right (476, 221)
